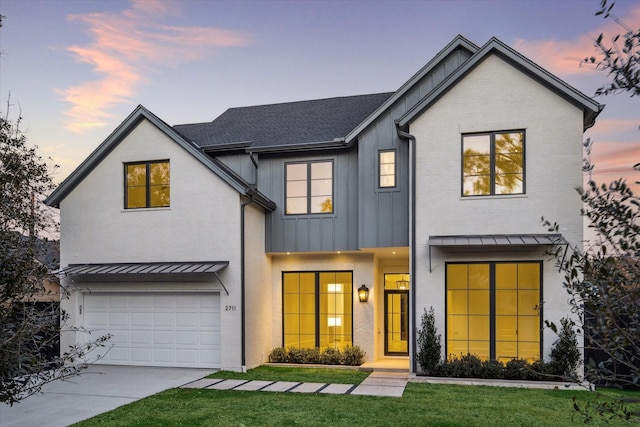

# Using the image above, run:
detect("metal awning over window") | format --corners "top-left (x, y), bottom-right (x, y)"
top-left (427, 234), bottom-right (568, 272)
top-left (59, 261), bottom-right (230, 295)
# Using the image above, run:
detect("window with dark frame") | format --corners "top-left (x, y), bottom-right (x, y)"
top-left (462, 131), bottom-right (524, 196)
top-left (446, 261), bottom-right (541, 362)
top-left (285, 161), bottom-right (333, 215)
top-left (282, 271), bottom-right (353, 350)
top-left (125, 160), bottom-right (170, 209)
top-left (379, 150), bottom-right (396, 188)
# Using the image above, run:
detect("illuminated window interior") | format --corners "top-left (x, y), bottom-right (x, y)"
top-left (283, 271), bottom-right (352, 349)
top-left (446, 262), bottom-right (540, 362)
top-left (379, 150), bottom-right (396, 188)
top-left (125, 160), bottom-right (170, 209)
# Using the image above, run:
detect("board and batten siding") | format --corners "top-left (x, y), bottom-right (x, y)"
top-left (260, 149), bottom-right (359, 253)
top-left (358, 46), bottom-right (472, 249)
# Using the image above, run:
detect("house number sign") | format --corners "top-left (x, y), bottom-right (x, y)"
top-left (225, 305), bottom-right (237, 311)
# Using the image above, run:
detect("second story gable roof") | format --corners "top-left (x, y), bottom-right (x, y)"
top-left (45, 105), bottom-right (275, 211)
top-left (174, 93), bottom-right (394, 153)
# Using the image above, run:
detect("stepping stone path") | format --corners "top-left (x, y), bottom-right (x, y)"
top-left (181, 371), bottom-right (408, 397)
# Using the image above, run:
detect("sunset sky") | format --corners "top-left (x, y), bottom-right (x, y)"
top-left (1, 0), bottom-right (639, 189)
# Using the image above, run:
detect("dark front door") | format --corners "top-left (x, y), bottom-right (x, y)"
top-left (384, 273), bottom-right (410, 356)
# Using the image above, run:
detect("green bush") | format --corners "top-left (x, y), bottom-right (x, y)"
top-left (268, 347), bottom-right (287, 363)
top-left (320, 347), bottom-right (343, 365)
top-left (342, 345), bottom-right (366, 366)
top-left (287, 347), bottom-right (319, 364)
top-left (504, 359), bottom-right (529, 380)
top-left (417, 307), bottom-right (442, 375)
top-left (427, 355), bottom-right (561, 381)
top-left (481, 359), bottom-right (505, 379)
top-left (267, 345), bottom-right (365, 366)
top-left (548, 317), bottom-right (581, 379)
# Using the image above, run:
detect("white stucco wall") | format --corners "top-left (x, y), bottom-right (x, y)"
top-left (244, 201), bottom-right (273, 369)
top-left (58, 118), bottom-right (246, 370)
top-left (270, 253), bottom-right (375, 362)
top-left (410, 55), bottom-right (585, 362)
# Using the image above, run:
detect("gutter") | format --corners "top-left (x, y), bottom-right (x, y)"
top-left (396, 123), bottom-right (417, 374)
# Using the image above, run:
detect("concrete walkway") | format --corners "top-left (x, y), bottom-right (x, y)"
top-left (182, 370), bottom-right (409, 397)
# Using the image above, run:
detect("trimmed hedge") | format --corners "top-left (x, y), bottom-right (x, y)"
top-left (427, 354), bottom-right (568, 381)
top-left (268, 345), bottom-right (365, 366)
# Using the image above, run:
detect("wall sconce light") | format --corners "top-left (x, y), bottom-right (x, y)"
top-left (358, 285), bottom-right (369, 303)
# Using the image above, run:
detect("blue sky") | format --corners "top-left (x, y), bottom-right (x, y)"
top-left (1, 0), bottom-right (638, 188)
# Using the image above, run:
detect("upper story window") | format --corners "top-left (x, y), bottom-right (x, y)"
top-left (125, 160), bottom-right (170, 209)
top-left (285, 161), bottom-right (333, 215)
top-left (379, 150), bottom-right (396, 188)
top-left (462, 131), bottom-right (524, 196)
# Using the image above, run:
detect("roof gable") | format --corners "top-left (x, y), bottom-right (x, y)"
top-left (345, 34), bottom-right (479, 143)
top-left (397, 37), bottom-right (603, 130)
top-left (45, 105), bottom-right (275, 210)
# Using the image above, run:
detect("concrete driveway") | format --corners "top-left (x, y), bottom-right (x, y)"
top-left (0, 365), bottom-right (213, 427)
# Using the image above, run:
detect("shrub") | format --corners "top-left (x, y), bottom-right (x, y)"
top-left (268, 347), bottom-right (287, 363)
top-left (481, 359), bottom-right (505, 379)
top-left (548, 317), bottom-right (581, 379)
top-left (342, 345), bottom-right (365, 366)
top-left (287, 347), bottom-right (319, 364)
top-left (417, 307), bottom-right (442, 375)
top-left (504, 359), bottom-right (529, 380)
top-left (267, 345), bottom-right (365, 366)
top-left (320, 347), bottom-right (343, 365)
top-left (528, 359), bottom-right (554, 381)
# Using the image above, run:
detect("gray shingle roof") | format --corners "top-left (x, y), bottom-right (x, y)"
top-left (173, 93), bottom-right (394, 150)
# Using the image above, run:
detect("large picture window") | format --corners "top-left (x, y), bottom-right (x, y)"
top-left (285, 161), bottom-right (333, 214)
top-left (283, 271), bottom-right (352, 349)
top-left (125, 160), bottom-right (170, 209)
top-left (462, 131), bottom-right (524, 196)
top-left (446, 262), bottom-right (541, 362)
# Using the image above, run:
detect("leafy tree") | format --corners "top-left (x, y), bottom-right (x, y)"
top-left (583, 0), bottom-right (640, 97)
top-left (0, 114), bottom-right (108, 405)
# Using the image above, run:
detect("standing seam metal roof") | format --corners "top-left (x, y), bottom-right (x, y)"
top-left (61, 261), bottom-right (229, 276)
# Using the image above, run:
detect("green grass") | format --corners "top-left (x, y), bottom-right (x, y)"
top-left (72, 367), bottom-right (640, 427)
top-left (207, 365), bottom-right (370, 384)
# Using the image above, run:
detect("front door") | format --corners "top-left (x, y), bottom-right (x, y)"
top-left (384, 273), bottom-right (410, 355)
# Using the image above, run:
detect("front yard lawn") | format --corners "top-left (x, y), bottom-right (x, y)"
top-left (72, 367), bottom-right (640, 426)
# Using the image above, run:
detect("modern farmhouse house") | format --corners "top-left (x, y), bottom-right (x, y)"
top-left (46, 35), bottom-right (602, 373)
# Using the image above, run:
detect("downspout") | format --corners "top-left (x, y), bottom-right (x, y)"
top-left (396, 125), bottom-right (417, 374)
top-left (240, 151), bottom-right (259, 372)
top-left (240, 195), bottom-right (256, 372)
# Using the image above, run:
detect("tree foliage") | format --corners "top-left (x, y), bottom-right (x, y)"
top-left (0, 114), bottom-right (108, 405)
top-left (547, 178), bottom-right (640, 389)
top-left (417, 307), bottom-right (441, 375)
top-left (583, 0), bottom-right (640, 97)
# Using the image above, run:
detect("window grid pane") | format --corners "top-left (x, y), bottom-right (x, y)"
top-left (125, 161), bottom-right (169, 209)
top-left (462, 131), bottom-right (524, 196)
top-left (286, 161), bottom-right (333, 215)
top-left (379, 150), bottom-right (396, 188)
top-left (283, 271), bottom-right (352, 350)
top-left (447, 262), bottom-right (540, 362)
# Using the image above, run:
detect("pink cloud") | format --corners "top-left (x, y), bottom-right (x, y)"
top-left (58, 0), bottom-right (250, 133)
top-left (587, 118), bottom-right (640, 140)
top-left (513, 4), bottom-right (640, 78)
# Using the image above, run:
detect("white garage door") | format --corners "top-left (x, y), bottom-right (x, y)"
top-left (84, 292), bottom-right (220, 368)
